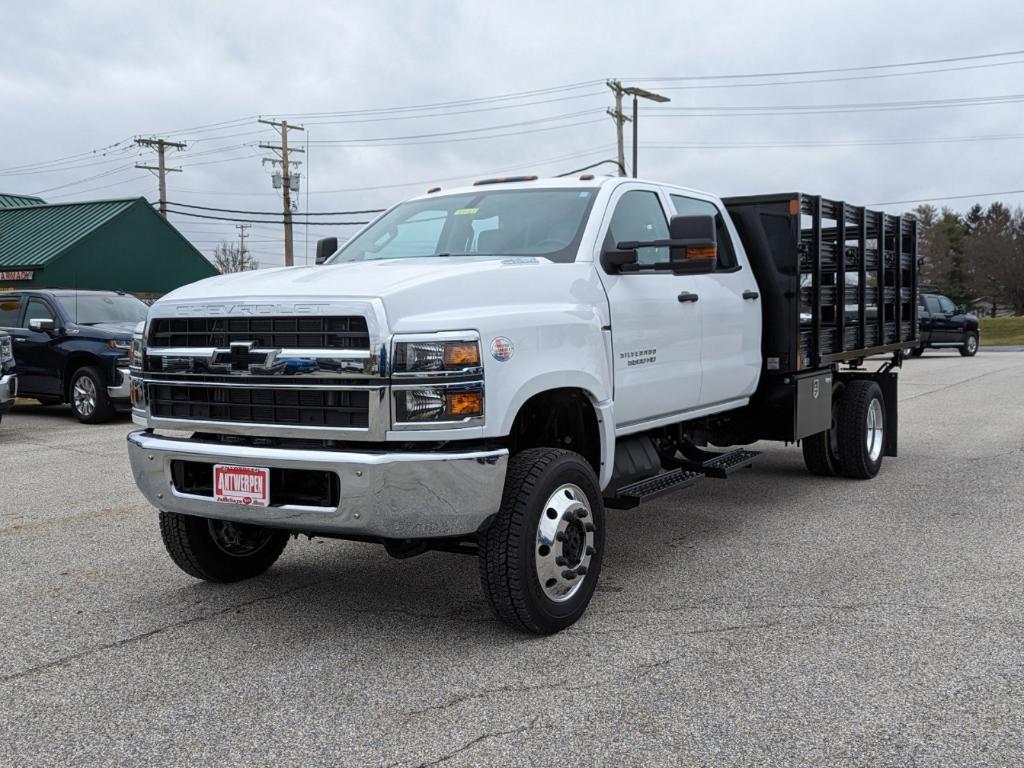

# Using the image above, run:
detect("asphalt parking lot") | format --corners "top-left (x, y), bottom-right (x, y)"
top-left (1, 350), bottom-right (1023, 767)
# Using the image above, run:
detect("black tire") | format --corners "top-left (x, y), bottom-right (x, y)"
top-left (959, 333), bottom-right (979, 357)
top-left (802, 385), bottom-right (843, 476)
top-left (478, 447), bottom-right (604, 635)
top-left (159, 511), bottom-right (289, 582)
top-left (836, 380), bottom-right (886, 479)
top-left (69, 365), bottom-right (114, 423)
top-left (802, 430), bottom-right (840, 476)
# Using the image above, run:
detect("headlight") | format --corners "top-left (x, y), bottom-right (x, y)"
top-left (394, 339), bottom-right (480, 375)
top-left (107, 339), bottom-right (131, 352)
top-left (394, 384), bottom-right (484, 423)
top-left (129, 337), bottom-right (144, 368)
top-left (0, 335), bottom-right (12, 364)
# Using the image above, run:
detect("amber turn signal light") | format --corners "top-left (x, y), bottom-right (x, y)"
top-left (448, 391), bottom-right (483, 416)
top-left (686, 246), bottom-right (717, 260)
top-left (444, 343), bottom-right (480, 367)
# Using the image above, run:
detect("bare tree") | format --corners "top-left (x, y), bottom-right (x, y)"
top-left (212, 241), bottom-right (258, 273)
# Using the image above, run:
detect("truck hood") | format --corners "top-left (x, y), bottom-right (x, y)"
top-left (161, 257), bottom-right (538, 300)
top-left (154, 256), bottom-right (607, 333)
top-left (71, 321), bottom-right (136, 340)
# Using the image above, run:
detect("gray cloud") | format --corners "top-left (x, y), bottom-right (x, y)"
top-left (3, 0), bottom-right (1023, 266)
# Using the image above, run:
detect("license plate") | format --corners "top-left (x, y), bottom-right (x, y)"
top-left (213, 464), bottom-right (270, 507)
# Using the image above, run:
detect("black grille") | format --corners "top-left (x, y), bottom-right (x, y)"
top-left (149, 316), bottom-right (370, 350)
top-left (149, 384), bottom-right (369, 428)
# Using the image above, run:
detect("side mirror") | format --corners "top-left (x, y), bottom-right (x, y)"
top-left (29, 318), bottom-right (56, 334)
top-left (315, 237), bottom-right (338, 265)
top-left (668, 215), bottom-right (717, 275)
top-left (600, 248), bottom-right (638, 273)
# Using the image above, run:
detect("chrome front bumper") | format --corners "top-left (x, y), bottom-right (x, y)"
top-left (108, 367), bottom-right (131, 400)
top-left (0, 372), bottom-right (16, 411)
top-left (126, 430), bottom-right (508, 539)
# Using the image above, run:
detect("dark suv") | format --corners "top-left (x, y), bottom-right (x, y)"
top-left (0, 289), bottom-right (148, 423)
top-left (909, 291), bottom-right (980, 357)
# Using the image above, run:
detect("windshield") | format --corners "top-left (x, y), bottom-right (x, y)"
top-left (57, 294), bottom-right (149, 326)
top-left (329, 187), bottom-right (597, 264)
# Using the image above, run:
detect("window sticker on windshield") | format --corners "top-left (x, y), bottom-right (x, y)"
top-left (454, 208), bottom-right (479, 215)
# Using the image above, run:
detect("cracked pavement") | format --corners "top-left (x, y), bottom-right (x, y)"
top-left (2, 350), bottom-right (1023, 767)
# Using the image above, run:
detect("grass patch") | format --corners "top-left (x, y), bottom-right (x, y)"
top-left (980, 316), bottom-right (1024, 346)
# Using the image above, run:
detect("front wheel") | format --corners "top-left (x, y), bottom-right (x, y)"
top-left (159, 511), bottom-right (289, 582)
top-left (69, 366), bottom-right (114, 423)
top-left (478, 448), bottom-right (604, 635)
top-left (960, 333), bottom-right (979, 357)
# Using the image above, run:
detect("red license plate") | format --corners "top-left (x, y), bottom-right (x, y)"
top-left (213, 464), bottom-right (270, 507)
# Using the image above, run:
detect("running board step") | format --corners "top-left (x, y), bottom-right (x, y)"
top-left (680, 448), bottom-right (760, 479)
top-left (605, 468), bottom-right (704, 509)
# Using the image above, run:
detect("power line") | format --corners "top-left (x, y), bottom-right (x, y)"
top-left (268, 79), bottom-right (605, 120)
top-left (648, 58), bottom-right (1024, 92)
top-left (623, 48), bottom-right (1024, 83)
top-left (641, 133), bottom-right (1024, 149)
top-left (163, 207), bottom-right (370, 226)
top-left (305, 109), bottom-right (602, 145)
top-left (164, 201), bottom-right (386, 215)
top-left (870, 190), bottom-right (1024, 206)
top-left (655, 93), bottom-right (1024, 113)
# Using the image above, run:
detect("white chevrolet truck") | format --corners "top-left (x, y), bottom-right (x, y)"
top-left (128, 175), bottom-right (918, 634)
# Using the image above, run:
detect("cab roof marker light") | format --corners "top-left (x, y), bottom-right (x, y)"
top-left (427, 186), bottom-right (441, 194)
top-left (472, 175), bottom-right (538, 186)
top-left (579, 174), bottom-right (595, 181)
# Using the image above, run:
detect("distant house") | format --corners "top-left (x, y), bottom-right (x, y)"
top-left (0, 195), bottom-right (217, 296)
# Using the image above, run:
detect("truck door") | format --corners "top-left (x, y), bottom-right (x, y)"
top-left (597, 186), bottom-right (703, 428)
top-left (932, 294), bottom-right (961, 343)
top-left (670, 193), bottom-right (762, 404)
top-left (9, 297), bottom-right (62, 397)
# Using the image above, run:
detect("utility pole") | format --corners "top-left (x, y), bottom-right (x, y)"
top-left (236, 223), bottom-right (250, 260)
top-left (135, 137), bottom-right (187, 217)
top-left (606, 80), bottom-right (630, 177)
top-left (259, 118), bottom-right (305, 266)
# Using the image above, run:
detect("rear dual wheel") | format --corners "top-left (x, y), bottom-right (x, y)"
top-left (802, 380), bottom-right (886, 479)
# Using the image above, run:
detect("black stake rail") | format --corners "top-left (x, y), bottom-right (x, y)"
top-left (721, 192), bottom-right (918, 375)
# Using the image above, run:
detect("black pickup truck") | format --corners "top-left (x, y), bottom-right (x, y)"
top-left (0, 330), bottom-right (15, 425)
top-left (908, 291), bottom-right (980, 357)
top-left (0, 289), bottom-right (149, 422)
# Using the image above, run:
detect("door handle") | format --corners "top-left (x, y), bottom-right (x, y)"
top-left (14, 337), bottom-right (27, 342)
top-left (677, 291), bottom-right (699, 303)
top-left (743, 290), bottom-right (760, 300)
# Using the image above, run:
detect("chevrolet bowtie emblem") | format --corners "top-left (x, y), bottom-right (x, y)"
top-left (211, 341), bottom-right (277, 372)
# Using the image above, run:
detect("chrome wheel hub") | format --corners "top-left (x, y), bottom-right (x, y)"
top-left (967, 335), bottom-right (977, 353)
top-left (866, 398), bottom-right (884, 462)
top-left (535, 483), bottom-right (595, 602)
top-left (73, 376), bottom-right (97, 417)
top-left (208, 520), bottom-right (274, 556)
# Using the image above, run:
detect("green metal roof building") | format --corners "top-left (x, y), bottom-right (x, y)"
top-left (0, 196), bottom-right (218, 295)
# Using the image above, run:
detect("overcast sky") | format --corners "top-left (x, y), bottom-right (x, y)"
top-left (3, 0), bottom-right (1023, 267)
